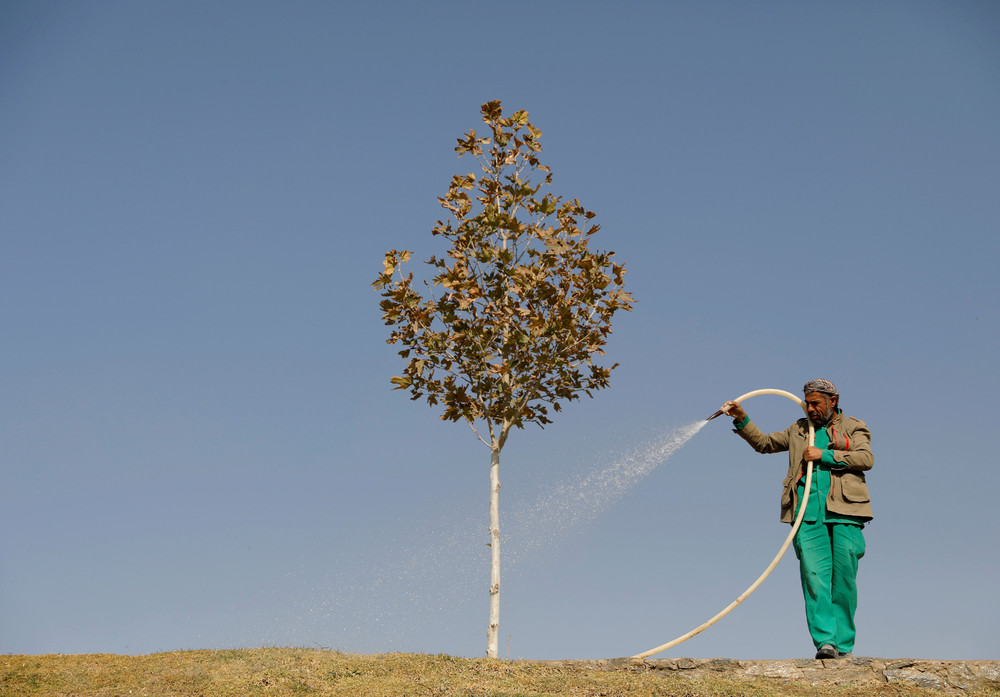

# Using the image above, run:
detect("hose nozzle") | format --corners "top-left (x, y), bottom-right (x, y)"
top-left (706, 409), bottom-right (725, 421)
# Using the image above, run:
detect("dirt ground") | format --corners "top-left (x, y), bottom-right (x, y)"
top-left (526, 656), bottom-right (1000, 695)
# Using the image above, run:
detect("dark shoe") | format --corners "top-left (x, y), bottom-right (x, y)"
top-left (815, 644), bottom-right (837, 659)
top-left (837, 652), bottom-right (853, 659)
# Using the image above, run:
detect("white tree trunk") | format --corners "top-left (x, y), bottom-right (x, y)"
top-left (486, 443), bottom-right (501, 658)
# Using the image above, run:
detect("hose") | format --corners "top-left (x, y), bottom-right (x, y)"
top-left (632, 388), bottom-right (815, 660)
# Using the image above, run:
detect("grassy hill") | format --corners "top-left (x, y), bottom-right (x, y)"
top-left (1, 648), bottom-right (991, 696)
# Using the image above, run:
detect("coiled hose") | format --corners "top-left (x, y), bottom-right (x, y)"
top-left (632, 388), bottom-right (815, 660)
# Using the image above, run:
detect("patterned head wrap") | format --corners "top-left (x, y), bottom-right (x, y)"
top-left (803, 378), bottom-right (838, 397)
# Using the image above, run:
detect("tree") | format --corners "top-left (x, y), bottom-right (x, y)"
top-left (372, 100), bottom-right (633, 658)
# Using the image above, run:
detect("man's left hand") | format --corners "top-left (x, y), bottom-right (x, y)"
top-left (803, 446), bottom-right (824, 462)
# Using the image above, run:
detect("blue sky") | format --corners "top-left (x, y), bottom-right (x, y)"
top-left (2, 1), bottom-right (998, 660)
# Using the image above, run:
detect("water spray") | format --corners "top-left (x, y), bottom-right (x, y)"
top-left (632, 388), bottom-right (815, 660)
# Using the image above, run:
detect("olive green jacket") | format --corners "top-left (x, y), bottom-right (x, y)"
top-left (735, 411), bottom-right (874, 523)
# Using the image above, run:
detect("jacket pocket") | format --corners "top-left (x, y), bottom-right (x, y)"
top-left (839, 472), bottom-right (870, 503)
top-left (780, 476), bottom-right (793, 507)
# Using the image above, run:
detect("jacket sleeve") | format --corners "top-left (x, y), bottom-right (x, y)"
top-left (733, 419), bottom-right (792, 454)
top-left (828, 417), bottom-right (873, 471)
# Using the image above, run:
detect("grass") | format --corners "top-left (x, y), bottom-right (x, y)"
top-left (0, 648), bottom-right (991, 697)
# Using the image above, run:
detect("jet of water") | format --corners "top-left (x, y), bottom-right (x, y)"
top-left (505, 420), bottom-right (709, 561)
top-left (284, 420), bottom-right (709, 654)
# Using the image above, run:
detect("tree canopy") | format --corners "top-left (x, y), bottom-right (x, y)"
top-left (373, 100), bottom-right (633, 448)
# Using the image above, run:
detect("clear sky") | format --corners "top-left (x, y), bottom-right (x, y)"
top-left (2, 1), bottom-right (998, 661)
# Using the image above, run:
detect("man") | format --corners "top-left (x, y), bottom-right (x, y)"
top-left (720, 379), bottom-right (873, 659)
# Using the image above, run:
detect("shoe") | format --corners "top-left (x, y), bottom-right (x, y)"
top-left (815, 644), bottom-right (837, 659)
top-left (837, 652), bottom-right (853, 659)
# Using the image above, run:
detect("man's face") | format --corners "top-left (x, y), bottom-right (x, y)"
top-left (804, 391), bottom-right (836, 425)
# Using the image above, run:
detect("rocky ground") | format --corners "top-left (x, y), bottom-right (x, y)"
top-left (530, 657), bottom-right (1000, 695)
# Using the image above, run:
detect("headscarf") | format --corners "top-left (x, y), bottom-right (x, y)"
top-left (802, 378), bottom-right (838, 398)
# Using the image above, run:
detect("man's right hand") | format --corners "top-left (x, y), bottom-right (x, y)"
top-left (720, 400), bottom-right (746, 421)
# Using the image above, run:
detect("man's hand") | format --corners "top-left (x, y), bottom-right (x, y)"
top-left (803, 446), bottom-right (823, 462)
top-left (720, 400), bottom-right (746, 421)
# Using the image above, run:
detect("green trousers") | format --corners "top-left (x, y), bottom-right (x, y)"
top-left (792, 520), bottom-right (866, 653)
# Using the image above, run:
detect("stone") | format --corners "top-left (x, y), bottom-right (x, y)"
top-left (577, 657), bottom-right (1000, 694)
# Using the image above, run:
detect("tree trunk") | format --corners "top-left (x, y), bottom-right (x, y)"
top-left (486, 442), bottom-right (501, 658)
